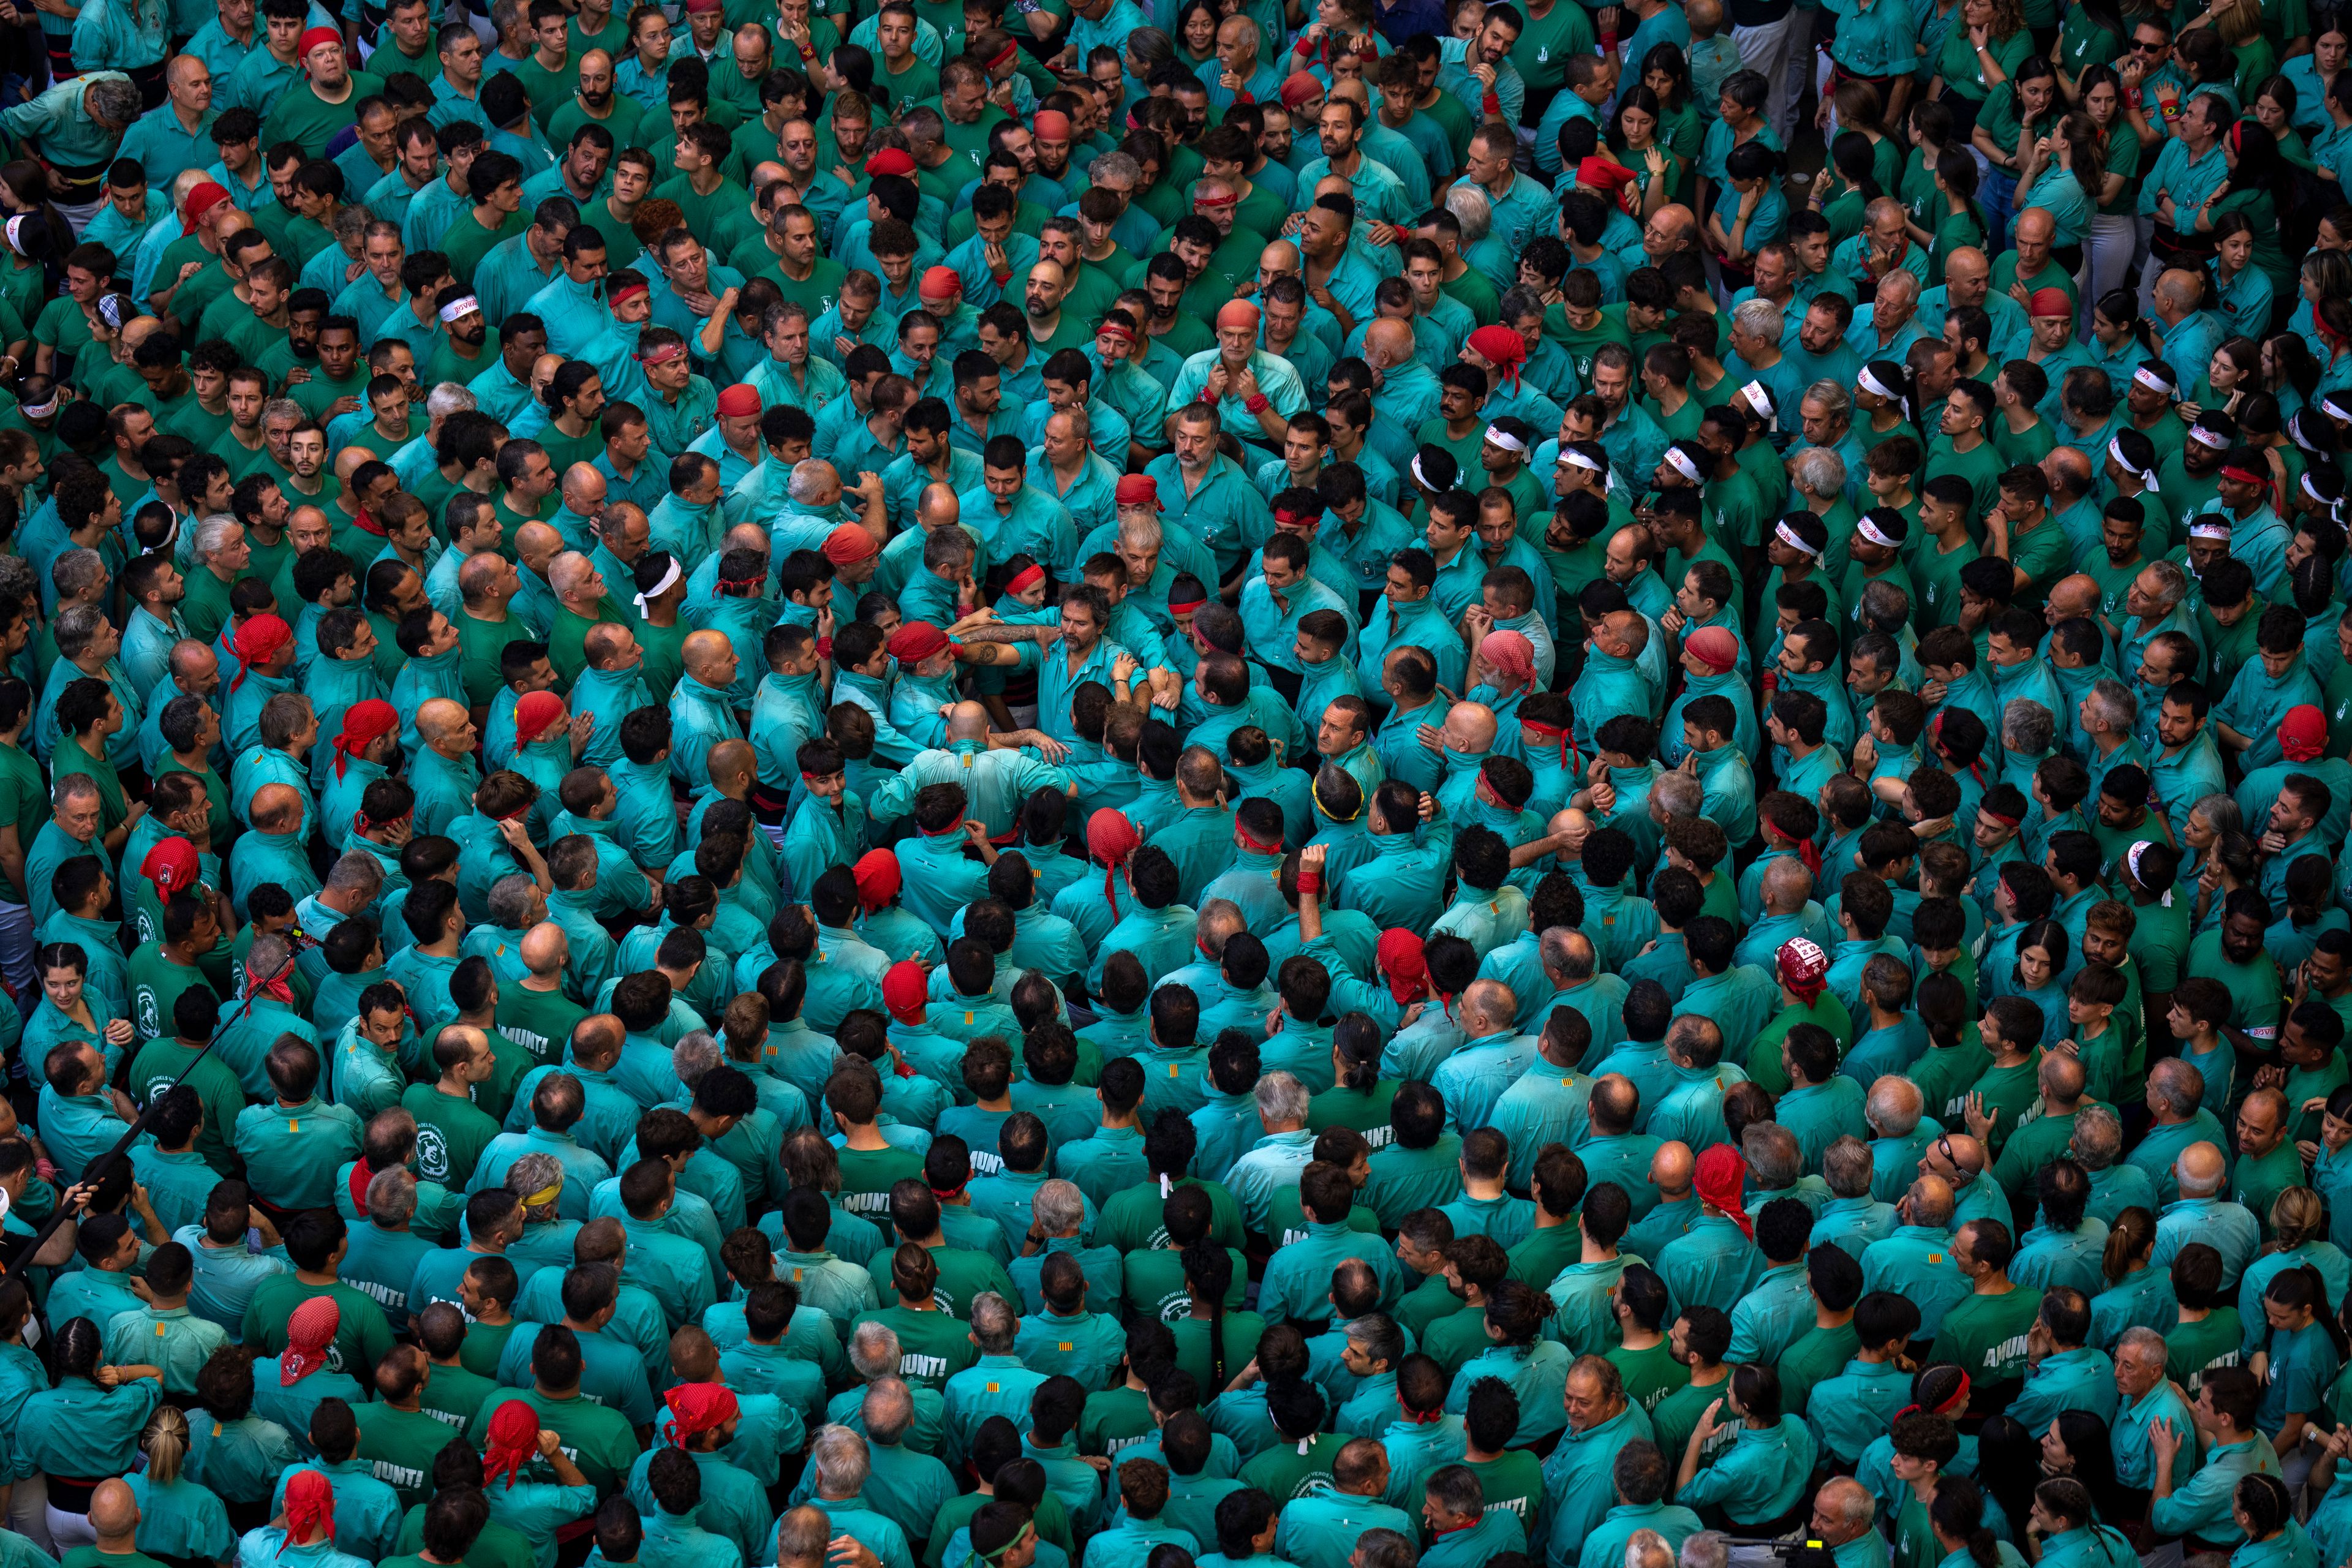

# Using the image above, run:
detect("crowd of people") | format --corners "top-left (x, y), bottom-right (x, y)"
top-left (0, 1), bottom-right (2340, 1568)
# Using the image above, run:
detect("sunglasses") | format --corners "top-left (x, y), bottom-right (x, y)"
top-left (2131, 38), bottom-right (2166, 49)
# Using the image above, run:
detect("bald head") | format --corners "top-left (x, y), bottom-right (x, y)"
top-left (88, 1480), bottom-right (137, 1542)
top-left (1650, 1140), bottom-right (1694, 1197)
top-left (1905, 1174), bottom-right (1956, 1227)
top-left (1444, 701), bottom-right (1498, 754)
top-left (2044, 443), bottom-right (2092, 499)
top-left (561, 464), bottom-right (605, 510)
top-left (2047, 575), bottom-right (2099, 620)
top-left (946, 702), bottom-right (990, 742)
top-left (1362, 317), bottom-right (1415, 367)
top-left (916, 483), bottom-right (959, 531)
top-left (2014, 208), bottom-right (2054, 247)
top-left (683, 630), bottom-right (735, 680)
top-left (253, 783), bottom-right (304, 832)
top-left (516, 522), bottom-right (564, 571)
top-left (417, 698), bottom-right (469, 747)
top-left (2154, 268), bottom-right (2203, 315)
top-left (2177, 1140), bottom-right (2227, 1197)
top-left (520, 922), bottom-right (568, 980)
top-left (706, 737), bottom-right (755, 786)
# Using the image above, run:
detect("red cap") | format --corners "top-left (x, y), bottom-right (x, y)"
top-left (2029, 288), bottom-right (2072, 318)
top-left (853, 849), bottom-right (901, 911)
top-left (299, 25), bottom-right (341, 58)
top-left (333, 698), bottom-right (398, 778)
top-left (864, 148), bottom-right (917, 179)
top-left (1033, 110), bottom-right (1071, 139)
top-left (1685, 626), bottom-right (1738, 674)
top-left (282, 1296), bottom-right (340, 1384)
top-left (887, 621), bottom-right (953, 663)
top-left (1114, 475), bottom-right (1161, 510)
top-left (919, 266), bottom-right (962, 303)
top-left (664, 1384), bottom-right (741, 1443)
top-left (513, 690), bottom-right (566, 748)
top-left (881, 960), bottom-right (928, 1020)
top-left (715, 383), bottom-right (760, 418)
top-left (2282, 704), bottom-right (2328, 762)
top-left (141, 837), bottom-right (199, 899)
top-left (824, 524), bottom-right (878, 565)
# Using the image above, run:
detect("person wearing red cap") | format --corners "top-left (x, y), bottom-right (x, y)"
top-left (875, 957), bottom-right (971, 1091)
top-left (261, 28), bottom-right (381, 162)
top-left (254, 1295), bottom-right (368, 1444)
top-left (1665, 624), bottom-right (1755, 764)
top-left (318, 697), bottom-right (401, 842)
top-left (1167, 297), bottom-right (1310, 444)
top-left (2234, 706), bottom-right (2352, 845)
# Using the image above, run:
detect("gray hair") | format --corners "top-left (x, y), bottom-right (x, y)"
top-left (1790, 445), bottom-right (1845, 500)
top-left (323, 850), bottom-right (385, 900)
top-left (2070, 1104), bottom-right (2122, 1169)
top-left (968, 1292), bottom-right (1019, 1354)
top-left (772, 1509), bottom-right (830, 1568)
top-left (52, 602), bottom-right (108, 658)
top-left (1033, 1179), bottom-right (1086, 1237)
top-left (1741, 1123), bottom-right (1801, 1189)
top-left (1254, 1070), bottom-right (1310, 1125)
top-left (1541, 927), bottom-right (1593, 981)
top-left (2176, 1143), bottom-right (2225, 1198)
top-left (2142, 560), bottom-right (2188, 611)
top-left (51, 549), bottom-right (105, 604)
top-left (1732, 298), bottom-right (1783, 343)
top-left (247, 932), bottom-right (292, 982)
top-left (1444, 181), bottom-right (1492, 243)
top-left (1803, 379), bottom-right (1851, 421)
top-left (786, 459), bottom-right (837, 506)
top-left (366, 1166), bottom-right (418, 1224)
top-left (505, 1153), bottom-right (565, 1215)
top-left (2084, 679), bottom-right (2136, 733)
top-left (53, 773), bottom-right (100, 809)
top-left (861, 1376), bottom-right (914, 1445)
top-left (1822, 1136), bottom-right (1874, 1198)
top-left (1858, 579), bottom-right (1910, 627)
top-left (1357, 1530), bottom-right (1417, 1568)
top-left (1681, 1533), bottom-right (1730, 1568)
top-left (2116, 1326), bottom-right (2168, 1366)
top-left (2188, 795), bottom-right (2242, 840)
top-left (673, 1031), bottom-right (721, 1088)
top-left (486, 872), bottom-right (538, 929)
top-left (1087, 151), bottom-right (1140, 187)
top-left (2002, 699), bottom-right (2055, 757)
top-left (1628, 1531), bottom-right (1677, 1568)
top-left (1650, 770), bottom-right (1703, 821)
top-left (425, 383), bottom-right (477, 420)
top-left (809, 1426), bottom-right (869, 1495)
top-left (85, 77), bottom-right (141, 126)
top-left (848, 1322), bottom-right (900, 1379)
top-left (194, 516), bottom-right (244, 562)
top-left (1866, 1075), bottom-right (1923, 1136)
top-left (1117, 513), bottom-right (1163, 552)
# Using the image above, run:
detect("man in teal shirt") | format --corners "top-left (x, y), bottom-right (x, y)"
top-left (234, 1038), bottom-right (364, 1211)
top-left (1538, 1357), bottom-right (1657, 1568)
top-left (2147, 1365), bottom-right (2275, 1546)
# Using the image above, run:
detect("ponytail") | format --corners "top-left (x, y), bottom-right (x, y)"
top-left (143, 1406), bottom-right (190, 1485)
top-left (1183, 1240), bottom-right (1232, 1390)
top-left (1333, 1013), bottom-right (1381, 1094)
top-left (2102, 1207), bottom-right (2155, 1285)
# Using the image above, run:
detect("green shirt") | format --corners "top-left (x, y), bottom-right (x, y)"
top-left (851, 1303), bottom-right (977, 1392)
top-left (233, 1096), bottom-right (363, 1211)
top-left (239, 1275), bottom-right (394, 1382)
top-left (353, 1403), bottom-right (458, 1505)
top-left (1929, 1285), bottom-right (2044, 1387)
top-left (401, 1082), bottom-right (502, 1186)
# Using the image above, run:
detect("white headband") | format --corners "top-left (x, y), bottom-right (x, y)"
top-left (2325, 392), bottom-right (2352, 423)
top-left (2187, 518), bottom-right (2232, 540)
top-left (1856, 515), bottom-right (1898, 548)
top-left (18, 394), bottom-right (56, 418)
top-left (632, 557), bottom-right (682, 612)
top-left (1562, 448), bottom-right (1603, 473)
top-left (2303, 471), bottom-right (2333, 507)
top-left (1774, 519), bottom-right (1818, 556)
top-left (1410, 454), bottom-right (1449, 492)
top-left (1665, 448), bottom-right (1703, 485)
top-left (2189, 423), bottom-right (2230, 451)
top-left (1484, 424), bottom-right (1525, 454)
top-left (2126, 840), bottom-right (2172, 905)
top-left (3, 217), bottom-right (24, 257)
top-left (2109, 437), bottom-right (2159, 491)
top-left (438, 293), bottom-right (480, 323)
top-left (2132, 364), bottom-right (2174, 394)
top-left (2294, 421), bottom-right (2326, 455)
top-left (1740, 379), bottom-right (1777, 430)
top-left (1858, 368), bottom-right (1895, 401)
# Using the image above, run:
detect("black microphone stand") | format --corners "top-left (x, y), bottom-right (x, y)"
top-left (12, 945), bottom-right (305, 1268)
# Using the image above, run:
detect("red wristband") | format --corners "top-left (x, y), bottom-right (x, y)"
top-left (816, 636), bottom-right (834, 658)
top-left (1245, 393), bottom-right (1270, 413)
top-left (1297, 870), bottom-right (1323, 894)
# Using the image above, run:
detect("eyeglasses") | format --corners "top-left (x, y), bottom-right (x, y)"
top-left (2132, 38), bottom-right (2166, 50)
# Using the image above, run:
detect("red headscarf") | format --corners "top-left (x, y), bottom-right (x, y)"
top-left (141, 837), bottom-right (199, 899)
top-left (665, 1383), bottom-right (741, 1446)
top-left (1464, 325), bottom-right (1528, 393)
top-left (281, 1296), bottom-right (339, 1384)
top-left (1576, 156), bottom-right (1641, 215)
top-left (231, 614), bottom-right (292, 691)
top-left (483, 1401), bottom-right (541, 1489)
top-left (1776, 937), bottom-right (1830, 1006)
top-left (332, 698), bottom-right (397, 779)
top-left (280, 1470), bottom-right (334, 1553)
top-left (1694, 1144), bottom-right (1753, 1238)
top-left (1479, 630), bottom-right (1535, 690)
top-left (513, 690), bottom-right (565, 748)
top-left (1087, 809), bottom-right (1141, 916)
top-left (180, 181), bottom-right (231, 236)
top-left (1377, 929), bottom-right (1427, 1006)
top-left (852, 850), bottom-right (901, 912)
top-left (2282, 705), bottom-right (2327, 763)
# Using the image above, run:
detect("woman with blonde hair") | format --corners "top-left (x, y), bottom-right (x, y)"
top-left (123, 1406), bottom-right (235, 1568)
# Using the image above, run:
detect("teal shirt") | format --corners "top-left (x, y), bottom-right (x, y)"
top-left (233, 1097), bottom-right (362, 1210)
top-left (2151, 1433), bottom-right (2275, 1542)
top-left (1676, 1415), bottom-right (1819, 1526)
top-left (1807, 1357), bottom-right (1913, 1463)
top-left (17, 1372), bottom-right (160, 1479)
